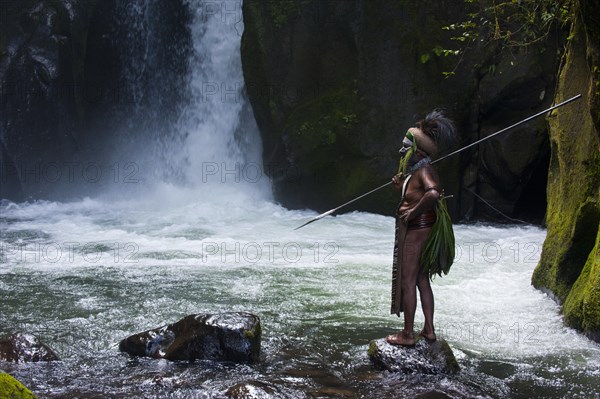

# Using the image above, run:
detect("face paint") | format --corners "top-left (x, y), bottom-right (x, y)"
top-left (399, 131), bottom-right (415, 155)
top-left (397, 130), bottom-right (418, 175)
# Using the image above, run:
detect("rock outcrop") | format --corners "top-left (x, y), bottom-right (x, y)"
top-left (0, 0), bottom-right (98, 200)
top-left (368, 338), bottom-right (459, 374)
top-left (532, 0), bottom-right (600, 342)
top-left (241, 0), bottom-right (563, 220)
top-left (0, 372), bottom-right (38, 399)
top-left (119, 312), bottom-right (261, 363)
top-left (0, 0), bottom-right (191, 201)
top-left (0, 333), bottom-right (60, 363)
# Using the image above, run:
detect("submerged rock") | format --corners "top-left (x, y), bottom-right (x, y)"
top-left (119, 312), bottom-right (261, 363)
top-left (225, 381), bottom-right (278, 399)
top-left (0, 333), bottom-right (60, 363)
top-left (368, 338), bottom-right (459, 374)
top-left (0, 372), bottom-right (38, 399)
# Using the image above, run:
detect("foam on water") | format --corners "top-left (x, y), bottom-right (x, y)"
top-left (5, 198), bottom-right (598, 399)
top-left (2, 198), bottom-right (598, 366)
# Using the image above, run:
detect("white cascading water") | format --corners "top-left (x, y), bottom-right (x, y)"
top-left (165, 0), bottom-right (270, 201)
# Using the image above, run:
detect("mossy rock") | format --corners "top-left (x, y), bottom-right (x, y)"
top-left (243, 320), bottom-right (262, 341)
top-left (532, 0), bottom-right (600, 341)
top-left (0, 372), bottom-right (38, 399)
top-left (563, 227), bottom-right (600, 341)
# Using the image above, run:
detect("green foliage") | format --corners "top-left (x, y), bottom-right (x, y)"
top-left (437, 0), bottom-right (574, 77)
top-left (421, 196), bottom-right (455, 280)
top-left (432, 45), bottom-right (460, 57)
top-left (279, 84), bottom-right (378, 203)
top-left (455, 0), bottom-right (573, 47)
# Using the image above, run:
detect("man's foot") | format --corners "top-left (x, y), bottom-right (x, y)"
top-left (418, 330), bottom-right (436, 341)
top-left (386, 331), bottom-right (415, 346)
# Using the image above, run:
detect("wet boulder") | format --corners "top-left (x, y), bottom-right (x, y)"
top-left (226, 381), bottom-right (278, 399)
top-left (119, 312), bottom-right (261, 363)
top-left (0, 372), bottom-right (38, 399)
top-left (368, 338), bottom-right (459, 374)
top-left (0, 333), bottom-right (60, 363)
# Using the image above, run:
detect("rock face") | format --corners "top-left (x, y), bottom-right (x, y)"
top-left (368, 338), bottom-right (459, 375)
top-left (0, 333), bottom-right (60, 363)
top-left (241, 0), bottom-right (562, 220)
top-left (532, 0), bottom-right (600, 342)
top-left (0, 372), bottom-right (38, 399)
top-left (0, 0), bottom-right (191, 201)
top-left (119, 312), bottom-right (261, 363)
top-left (0, 0), bottom-right (98, 200)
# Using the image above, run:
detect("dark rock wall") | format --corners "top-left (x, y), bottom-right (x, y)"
top-left (241, 0), bottom-right (563, 220)
top-left (0, 0), bottom-right (98, 200)
top-left (0, 0), bottom-right (191, 200)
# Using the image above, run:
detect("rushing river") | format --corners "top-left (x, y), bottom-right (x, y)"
top-left (1, 0), bottom-right (599, 397)
top-left (1, 196), bottom-right (599, 398)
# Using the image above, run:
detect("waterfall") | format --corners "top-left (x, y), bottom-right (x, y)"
top-left (100, 0), bottom-right (269, 201)
top-left (164, 0), bottom-right (269, 197)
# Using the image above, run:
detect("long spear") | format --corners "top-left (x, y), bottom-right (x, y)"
top-left (294, 93), bottom-right (582, 230)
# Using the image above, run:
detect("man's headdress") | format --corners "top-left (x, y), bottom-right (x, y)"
top-left (414, 110), bottom-right (457, 157)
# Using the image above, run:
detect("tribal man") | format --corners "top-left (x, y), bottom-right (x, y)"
top-left (387, 110), bottom-right (456, 346)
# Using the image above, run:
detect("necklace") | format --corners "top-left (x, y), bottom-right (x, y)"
top-left (409, 157), bottom-right (431, 173)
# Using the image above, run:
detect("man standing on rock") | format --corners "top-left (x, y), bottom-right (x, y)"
top-left (387, 110), bottom-right (456, 346)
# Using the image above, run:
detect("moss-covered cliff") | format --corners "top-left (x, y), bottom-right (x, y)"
top-left (532, 0), bottom-right (600, 342)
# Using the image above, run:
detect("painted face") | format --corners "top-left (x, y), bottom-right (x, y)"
top-left (399, 131), bottom-right (415, 156)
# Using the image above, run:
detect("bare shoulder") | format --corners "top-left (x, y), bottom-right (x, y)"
top-left (414, 164), bottom-right (440, 189)
top-left (414, 164), bottom-right (439, 181)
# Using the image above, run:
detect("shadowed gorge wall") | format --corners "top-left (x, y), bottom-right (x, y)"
top-left (0, 0), bottom-right (99, 200)
top-left (241, 0), bottom-right (562, 220)
top-left (0, 0), bottom-right (191, 200)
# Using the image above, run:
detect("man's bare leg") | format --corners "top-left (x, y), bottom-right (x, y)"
top-left (417, 272), bottom-right (436, 341)
top-left (387, 228), bottom-right (429, 346)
